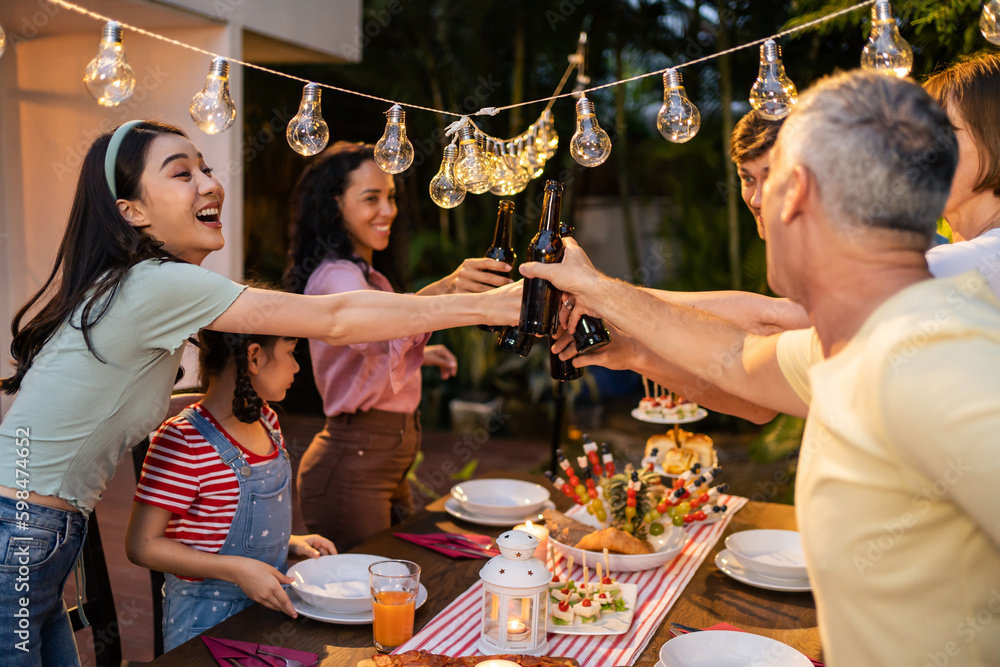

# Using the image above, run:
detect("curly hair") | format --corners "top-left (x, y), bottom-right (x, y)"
top-left (284, 141), bottom-right (407, 293)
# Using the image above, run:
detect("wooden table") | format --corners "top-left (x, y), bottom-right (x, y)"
top-left (149, 474), bottom-right (820, 666)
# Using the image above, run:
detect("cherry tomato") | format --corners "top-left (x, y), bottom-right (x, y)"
top-left (698, 493), bottom-right (710, 505)
top-left (558, 601), bottom-right (570, 612)
top-left (587, 488), bottom-right (598, 499)
top-left (693, 511), bottom-right (706, 521)
top-left (683, 514), bottom-right (696, 524)
top-left (581, 599), bottom-right (592, 607)
top-left (649, 522), bottom-right (665, 536)
top-left (656, 502), bottom-right (670, 514)
top-left (561, 588), bottom-right (570, 595)
top-left (626, 497), bottom-right (636, 508)
top-left (601, 576), bottom-right (612, 585)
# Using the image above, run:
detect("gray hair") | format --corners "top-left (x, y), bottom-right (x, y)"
top-left (777, 70), bottom-right (957, 239)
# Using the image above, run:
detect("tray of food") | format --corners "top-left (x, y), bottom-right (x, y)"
top-left (547, 558), bottom-right (637, 634)
top-left (644, 428), bottom-right (718, 477)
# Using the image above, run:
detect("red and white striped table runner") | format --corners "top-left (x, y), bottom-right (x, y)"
top-left (395, 495), bottom-right (747, 666)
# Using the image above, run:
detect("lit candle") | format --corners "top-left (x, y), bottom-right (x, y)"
top-left (513, 520), bottom-right (548, 560)
top-left (478, 661), bottom-right (521, 667)
top-left (506, 618), bottom-right (530, 641)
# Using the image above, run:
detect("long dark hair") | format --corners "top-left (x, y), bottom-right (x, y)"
top-left (1, 121), bottom-right (185, 395)
top-left (198, 329), bottom-right (296, 424)
top-left (283, 142), bottom-right (406, 293)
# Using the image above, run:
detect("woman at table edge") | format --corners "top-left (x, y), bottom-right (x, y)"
top-left (0, 120), bottom-right (519, 666)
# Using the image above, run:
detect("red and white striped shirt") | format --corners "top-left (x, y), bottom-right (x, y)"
top-left (134, 403), bottom-right (283, 565)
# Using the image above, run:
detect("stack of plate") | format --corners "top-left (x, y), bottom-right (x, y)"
top-left (445, 479), bottom-right (554, 527)
top-left (715, 529), bottom-right (811, 592)
top-left (286, 553), bottom-right (428, 624)
top-left (658, 630), bottom-right (813, 666)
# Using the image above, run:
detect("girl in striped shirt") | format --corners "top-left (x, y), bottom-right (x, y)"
top-left (126, 329), bottom-right (335, 651)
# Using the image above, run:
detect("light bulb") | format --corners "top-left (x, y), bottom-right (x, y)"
top-left (570, 96), bottom-right (612, 168)
top-left (479, 134), bottom-right (497, 174)
top-left (374, 104), bottom-right (414, 174)
top-left (189, 58), bottom-right (237, 134)
top-left (286, 83), bottom-right (330, 156)
top-left (454, 124), bottom-right (492, 195)
top-left (657, 69), bottom-right (701, 143)
top-left (507, 142), bottom-right (530, 194)
top-left (520, 129), bottom-right (546, 178)
top-left (749, 40), bottom-right (798, 121)
top-left (981, 0), bottom-right (1000, 45)
top-left (0, 22), bottom-right (6, 59)
top-left (489, 141), bottom-right (517, 195)
top-left (83, 22), bottom-right (136, 107)
top-left (537, 111), bottom-right (559, 160)
top-left (429, 144), bottom-right (467, 209)
top-left (861, 1), bottom-right (913, 77)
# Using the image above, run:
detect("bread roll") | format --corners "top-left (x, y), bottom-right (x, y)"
top-left (685, 433), bottom-right (715, 468)
top-left (575, 527), bottom-right (654, 555)
top-left (662, 447), bottom-right (696, 474)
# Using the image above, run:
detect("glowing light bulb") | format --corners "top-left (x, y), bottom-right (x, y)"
top-left (570, 96), bottom-right (612, 168)
top-left (861, 1), bottom-right (913, 77)
top-left (189, 58), bottom-right (237, 134)
top-left (286, 83), bottom-right (330, 156)
top-left (83, 22), bottom-right (135, 107)
top-left (429, 144), bottom-right (467, 209)
top-left (479, 134), bottom-right (497, 174)
top-left (454, 124), bottom-right (492, 195)
top-left (489, 141), bottom-right (517, 196)
top-left (749, 40), bottom-right (797, 121)
top-left (980, 0), bottom-right (1000, 45)
top-left (538, 110), bottom-right (559, 160)
top-left (507, 142), bottom-right (530, 194)
top-left (374, 104), bottom-right (414, 174)
top-left (520, 129), bottom-right (545, 178)
top-left (656, 69), bottom-right (701, 143)
top-left (0, 22), bottom-right (6, 59)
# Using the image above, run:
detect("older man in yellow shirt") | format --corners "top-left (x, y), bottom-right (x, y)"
top-left (521, 70), bottom-right (1000, 666)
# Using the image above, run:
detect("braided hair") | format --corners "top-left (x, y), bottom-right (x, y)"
top-left (198, 330), bottom-right (293, 423)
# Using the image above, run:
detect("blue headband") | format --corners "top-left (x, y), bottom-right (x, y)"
top-left (104, 120), bottom-right (144, 200)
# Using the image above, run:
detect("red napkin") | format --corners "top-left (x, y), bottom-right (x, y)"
top-left (669, 623), bottom-right (824, 666)
top-left (394, 532), bottom-right (499, 559)
top-left (202, 636), bottom-right (317, 667)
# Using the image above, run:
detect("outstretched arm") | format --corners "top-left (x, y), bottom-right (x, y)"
top-left (207, 281), bottom-right (521, 345)
top-left (521, 239), bottom-right (807, 417)
top-left (417, 258), bottom-right (514, 296)
top-left (125, 502), bottom-right (298, 617)
top-left (643, 289), bottom-right (810, 336)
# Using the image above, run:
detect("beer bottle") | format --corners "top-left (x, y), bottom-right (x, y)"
top-left (497, 326), bottom-right (534, 357)
top-left (479, 200), bottom-right (516, 332)
top-left (559, 220), bottom-right (612, 355)
top-left (518, 181), bottom-right (564, 336)
top-left (549, 335), bottom-right (582, 381)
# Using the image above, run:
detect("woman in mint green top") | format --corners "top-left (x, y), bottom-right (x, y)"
top-left (0, 120), bottom-right (520, 666)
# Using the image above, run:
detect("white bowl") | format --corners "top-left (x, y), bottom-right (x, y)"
top-left (724, 529), bottom-right (808, 581)
top-left (450, 479), bottom-right (550, 519)
top-left (548, 509), bottom-right (688, 573)
top-left (659, 630), bottom-right (813, 667)
top-left (287, 554), bottom-right (384, 613)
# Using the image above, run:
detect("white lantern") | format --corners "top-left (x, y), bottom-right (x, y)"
top-left (479, 529), bottom-right (553, 656)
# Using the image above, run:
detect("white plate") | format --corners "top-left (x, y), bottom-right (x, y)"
top-left (444, 497), bottom-right (556, 527)
top-left (659, 629), bottom-right (812, 666)
top-left (289, 584), bottom-right (428, 624)
top-left (549, 509), bottom-right (687, 573)
top-left (451, 479), bottom-right (551, 519)
top-left (547, 582), bottom-right (637, 635)
top-left (287, 553), bottom-right (385, 613)
top-left (725, 530), bottom-right (807, 581)
top-left (631, 407), bottom-right (707, 425)
top-left (715, 549), bottom-right (811, 593)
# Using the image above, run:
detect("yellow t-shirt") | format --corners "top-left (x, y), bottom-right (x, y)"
top-left (777, 270), bottom-right (1000, 667)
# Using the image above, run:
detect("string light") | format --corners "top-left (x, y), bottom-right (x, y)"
top-left (489, 141), bottom-right (518, 196)
top-left (84, 21), bottom-right (135, 107)
top-left (190, 58), bottom-right (237, 134)
top-left (286, 83), bottom-right (329, 156)
top-left (981, 0), bottom-right (1000, 45)
top-left (374, 104), bottom-right (414, 174)
top-left (507, 141), bottom-right (530, 194)
top-left (656, 69), bottom-right (701, 143)
top-left (429, 144), bottom-right (466, 209)
top-left (455, 124), bottom-right (493, 195)
top-left (570, 95), bottom-right (612, 168)
top-left (861, 1), bottom-right (913, 77)
top-left (750, 40), bottom-right (798, 121)
top-left (537, 110), bottom-right (559, 160)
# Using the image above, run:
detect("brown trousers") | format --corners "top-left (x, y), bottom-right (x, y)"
top-left (297, 409), bottom-right (420, 552)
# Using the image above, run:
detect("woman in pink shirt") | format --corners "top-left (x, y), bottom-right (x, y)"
top-left (285, 142), bottom-right (511, 549)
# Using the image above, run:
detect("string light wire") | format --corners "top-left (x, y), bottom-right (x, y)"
top-left (46, 0), bottom-right (876, 120)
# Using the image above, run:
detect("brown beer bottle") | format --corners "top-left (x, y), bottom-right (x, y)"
top-left (518, 181), bottom-right (564, 336)
top-left (549, 335), bottom-right (582, 381)
top-left (497, 326), bottom-right (534, 357)
top-left (559, 220), bottom-right (612, 355)
top-left (479, 200), bottom-right (516, 332)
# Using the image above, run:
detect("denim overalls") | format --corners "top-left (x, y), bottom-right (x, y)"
top-left (162, 408), bottom-right (291, 651)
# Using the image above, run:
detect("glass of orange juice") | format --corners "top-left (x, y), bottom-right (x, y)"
top-left (369, 560), bottom-right (421, 653)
